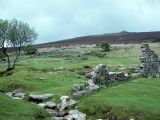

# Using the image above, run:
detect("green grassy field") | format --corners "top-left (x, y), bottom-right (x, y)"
top-left (0, 43), bottom-right (160, 120)
top-left (0, 93), bottom-right (50, 120)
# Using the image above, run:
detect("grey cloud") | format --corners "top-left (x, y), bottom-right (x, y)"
top-left (0, 0), bottom-right (160, 43)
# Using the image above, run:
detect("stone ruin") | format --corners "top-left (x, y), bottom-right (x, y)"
top-left (140, 44), bottom-right (160, 77)
top-left (72, 64), bottom-right (129, 98)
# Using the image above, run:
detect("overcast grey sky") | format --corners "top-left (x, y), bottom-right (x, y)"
top-left (0, 0), bottom-right (160, 44)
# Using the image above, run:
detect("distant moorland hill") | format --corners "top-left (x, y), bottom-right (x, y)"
top-left (37, 31), bottom-right (160, 48)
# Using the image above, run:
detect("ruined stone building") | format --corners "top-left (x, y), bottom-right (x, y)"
top-left (140, 44), bottom-right (160, 77)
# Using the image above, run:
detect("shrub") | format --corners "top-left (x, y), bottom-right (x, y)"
top-left (100, 42), bottom-right (110, 51)
top-left (23, 45), bottom-right (37, 54)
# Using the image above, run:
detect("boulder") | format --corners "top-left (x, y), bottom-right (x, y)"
top-left (46, 101), bottom-right (56, 109)
top-left (28, 93), bottom-right (53, 102)
top-left (67, 99), bottom-right (77, 109)
top-left (59, 96), bottom-right (77, 111)
top-left (6, 91), bottom-right (25, 100)
top-left (59, 102), bottom-right (68, 112)
top-left (38, 103), bottom-right (46, 108)
top-left (65, 110), bottom-right (86, 120)
top-left (60, 96), bottom-right (69, 102)
top-left (59, 96), bottom-right (69, 111)
top-left (12, 92), bottom-right (25, 99)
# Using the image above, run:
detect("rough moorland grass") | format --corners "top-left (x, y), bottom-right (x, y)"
top-left (0, 93), bottom-right (50, 120)
top-left (0, 43), bottom-right (160, 120)
top-left (79, 77), bottom-right (160, 120)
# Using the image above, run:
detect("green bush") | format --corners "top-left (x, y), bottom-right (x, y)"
top-left (23, 45), bottom-right (37, 54)
top-left (100, 42), bottom-right (110, 51)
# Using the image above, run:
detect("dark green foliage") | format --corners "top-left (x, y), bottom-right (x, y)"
top-left (23, 45), bottom-right (37, 55)
top-left (100, 42), bottom-right (110, 51)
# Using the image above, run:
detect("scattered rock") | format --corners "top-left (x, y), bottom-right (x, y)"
top-left (12, 92), bottom-right (25, 98)
top-left (38, 103), bottom-right (46, 108)
top-left (60, 96), bottom-right (69, 101)
top-left (45, 101), bottom-right (56, 109)
top-left (12, 89), bottom-right (25, 99)
top-left (59, 96), bottom-right (77, 111)
top-left (28, 93), bottom-right (53, 102)
top-left (6, 92), bottom-right (23, 100)
top-left (67, 99), bottom-right (77, 109)
top-left (65, 110), bottom-right (86, 120)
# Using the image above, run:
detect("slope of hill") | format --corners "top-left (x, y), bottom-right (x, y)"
top-left (36, 31), bottom-right (160, 48)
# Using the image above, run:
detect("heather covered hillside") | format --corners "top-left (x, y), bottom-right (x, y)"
top-left (36, 31), bottom-right (160, 48)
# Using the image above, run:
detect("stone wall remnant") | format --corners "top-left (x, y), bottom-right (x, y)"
top-left (72, 64), bottom-right (129, 98)
top-left (140, 44), bottom-right (160, 77)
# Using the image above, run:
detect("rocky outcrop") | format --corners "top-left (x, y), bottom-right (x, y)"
top-left (140, 44), bottom-right (160, 77)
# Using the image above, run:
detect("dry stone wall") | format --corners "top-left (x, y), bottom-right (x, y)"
top-left (72, 64), bottom-right (129, 98)
top-left (140, 44), bottom-right (160, 77)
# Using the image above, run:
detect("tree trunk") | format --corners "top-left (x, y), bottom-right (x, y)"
top-left (2, 48), bottom-right (11, 71)
top-left (12, 47), bottom-right (21, 69)
top-left (12, 54), bottom-right (19, 69)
